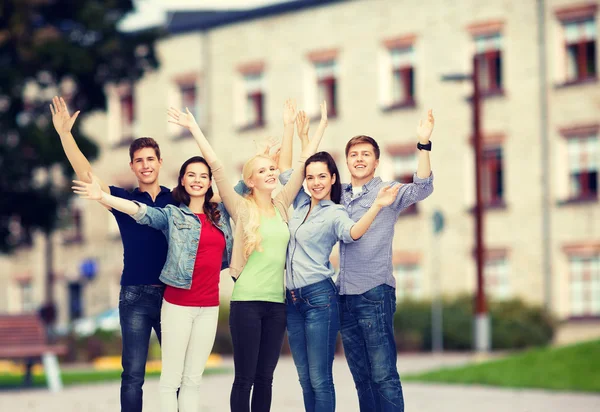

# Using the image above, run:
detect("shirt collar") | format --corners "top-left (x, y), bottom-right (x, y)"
top-left (343, 177), bottom-right (382, 193)
top-left (318, 199), bottom-right (336, 207)
top-left (132, 185), bottom-right (171, 195)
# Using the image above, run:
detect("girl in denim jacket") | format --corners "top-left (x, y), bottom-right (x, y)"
top-left (73, 156), bottom-right (232, 412)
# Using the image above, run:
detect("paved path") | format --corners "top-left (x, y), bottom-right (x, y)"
top-left (1, 354), bottom-right (599, 411)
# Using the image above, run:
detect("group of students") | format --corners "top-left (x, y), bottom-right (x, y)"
top-left (51, 95), bottom-right (434, 412)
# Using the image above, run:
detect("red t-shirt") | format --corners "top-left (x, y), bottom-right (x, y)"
top-left (164, 214), bottom-right (225, 307)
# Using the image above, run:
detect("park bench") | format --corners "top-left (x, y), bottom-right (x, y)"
top-left (0, 314), bottom-right (67, 392)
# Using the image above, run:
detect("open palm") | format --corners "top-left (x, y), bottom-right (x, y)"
top-left (72, 173), bottom-right (103, 201)
top-left (167, 107), bottom-right (198, 130)
top-left (283, 99), bottom-right (297, 125)
top-left (296, 110), bottom-right (309, 137)
top-left (416, 109), bottom-right (434, 143)
top-left (49, 96), bottom-right (80, 135)
top-left (375, 184), bottom-right (401, 207)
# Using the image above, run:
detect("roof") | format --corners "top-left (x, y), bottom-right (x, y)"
top-left (166, 0), bottom-right (349, 34)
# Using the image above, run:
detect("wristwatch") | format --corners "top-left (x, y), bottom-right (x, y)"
top-left (417, 141), bottom-right (432, 151)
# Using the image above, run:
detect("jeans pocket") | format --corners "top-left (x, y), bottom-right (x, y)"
top-left (360, 286), bottom-right (385, 304)
top-left (305, 292), bottom-right (331, 309)
top-left (120, 287), bottom-right (142, 305)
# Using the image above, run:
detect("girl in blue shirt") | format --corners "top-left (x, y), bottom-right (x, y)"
top-left (279, 111), bottom-right (399, 412)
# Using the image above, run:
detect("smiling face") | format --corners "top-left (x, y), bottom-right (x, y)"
top-left (181, 162), bottom-right (211, 198)
top-left (346, 142), bottom-right (379, 183)
top-left (245, 156), bottom-right (280, 193)
top-left (129, 147), bottom-right (162, 185)
top-left (306, 161), bottom-right (336, 202)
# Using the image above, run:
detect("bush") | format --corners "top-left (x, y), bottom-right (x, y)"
top-left (394, 295), bottom-right (555, 352)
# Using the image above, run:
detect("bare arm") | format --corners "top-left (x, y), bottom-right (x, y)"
top-left (301, 101), bottom-right (328, 158)
top-left (295, 110), bottom-right (310, 153)
top-left (167, 107), bottom-right (243, 219)
top-left (416, 109), bottom-right (434, 179)
top-left (276, 102), bottom-right (329, 207)
top-left (73, 173), bottom-right (139, 215)
top-left (50, 96), bottom-right (110, 193)
top-left (278, 99), bottom-right (297, 171)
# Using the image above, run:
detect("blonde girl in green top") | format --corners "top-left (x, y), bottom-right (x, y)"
top-left (167, 100), bottom-right (328, 412)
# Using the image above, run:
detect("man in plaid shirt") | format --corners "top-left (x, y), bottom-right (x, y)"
top-left (338, 110), bottom-right (435, 412)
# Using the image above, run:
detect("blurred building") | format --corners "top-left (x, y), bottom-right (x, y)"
top-left (2, 0), bottom-right (599, 344)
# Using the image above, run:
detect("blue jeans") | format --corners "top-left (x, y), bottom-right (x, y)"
top-left (340, 285), bottom-right (404, 412)
top-left (287, 278), bottom-right (339, 412)
top-left (119, 285), bottom-right (164, 412)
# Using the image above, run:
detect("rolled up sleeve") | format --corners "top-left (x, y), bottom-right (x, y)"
top-left (135, 204), bottom-right (170, 231)
top-left (392, 171), bottom-right (434, 211)
top-left (333, 207), bottom-right (356, 244)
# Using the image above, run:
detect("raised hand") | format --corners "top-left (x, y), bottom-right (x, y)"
top-left (255, 136), bottom-right (281, 162)
top-left (374, 184), bottom-right (401, 208)
top-left (296, 110), bottom-right (309, 138)
top-left (167, 107), bottom-right (198, 130)
top-left (283, 99), bottom-right (297, 126)
top-left (416, 109), bottom-right (434, 143)
top-left (319, 100), bottom-right (328, 126)
top-left (72, 172), bottom-right (104, 201)
top-left (49, 96), bottom-right (80, 136)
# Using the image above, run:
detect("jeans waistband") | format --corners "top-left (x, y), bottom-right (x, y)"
top-left (286, 277), bottom-right (337, 298)
top-left (121, 284), bottom-right (165, 296)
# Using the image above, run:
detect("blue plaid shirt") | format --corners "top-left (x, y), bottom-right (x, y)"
top-left (337, 174), bottom-right (433, 295)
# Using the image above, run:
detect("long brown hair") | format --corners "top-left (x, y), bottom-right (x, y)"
top-left (172, 156), bottom-right (221, 226)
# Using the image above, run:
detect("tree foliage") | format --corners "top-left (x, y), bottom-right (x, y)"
top-left (0, 0), bottom-right (160, 251)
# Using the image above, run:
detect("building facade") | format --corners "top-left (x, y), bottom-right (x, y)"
top-left (2, 0), bottom-right (599, 343)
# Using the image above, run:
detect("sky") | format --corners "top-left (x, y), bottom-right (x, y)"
top-left (120, 0), bottom-right (294, 31)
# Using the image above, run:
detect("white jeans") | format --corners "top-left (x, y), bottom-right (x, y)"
top-left (159, 300), bottom-right (219, 412)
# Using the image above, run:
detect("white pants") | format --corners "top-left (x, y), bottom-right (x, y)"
top-left (159, 300), bottom-right (219, 412)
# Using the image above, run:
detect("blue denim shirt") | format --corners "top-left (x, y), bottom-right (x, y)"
top-left (280, 169), bottom-right (434, 295)
top-left (285, 186), bottom-right (356, 290)
top-left (132, 202), bottom-right (233, 289)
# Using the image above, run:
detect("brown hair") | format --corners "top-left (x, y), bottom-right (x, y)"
top-left (172, 156), bottom-right (221, 227)
top-left (344, 135), bottom-right (380, 160)
top-left (129, 137), bottom-right (161, 162)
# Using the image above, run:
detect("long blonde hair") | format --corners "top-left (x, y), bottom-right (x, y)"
top-left (239, 154), bottom-right (275, 259)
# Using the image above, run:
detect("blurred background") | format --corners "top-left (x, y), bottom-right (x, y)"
top-left (0, 0), bottom-right (599, 373)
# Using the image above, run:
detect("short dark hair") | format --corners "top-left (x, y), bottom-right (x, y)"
top-left (172, 156), bottom-right (220, 226)
top-left (345, 135), bottom-right (380, 160)
top-left (305, 152), bottom-right (342, 204)
top-left (129, 137), bottom-right (161, 162)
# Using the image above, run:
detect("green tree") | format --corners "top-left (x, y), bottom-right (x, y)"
top-left (0, 0), bottom-right (160, 320)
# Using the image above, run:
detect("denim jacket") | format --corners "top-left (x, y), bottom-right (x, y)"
top-left (132, 202), bottom-right (233, 289)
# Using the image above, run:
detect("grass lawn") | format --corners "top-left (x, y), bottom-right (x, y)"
top-left (0, 367), bottom-right (232, 389)
top-left (403, 340), bottom-right (600, 393)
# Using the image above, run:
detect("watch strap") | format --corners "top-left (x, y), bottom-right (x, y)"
top-left (417, 141), bottom-right (432, 151)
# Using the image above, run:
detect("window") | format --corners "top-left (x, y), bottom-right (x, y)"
top-left (482, 146), bottom-right (505, 206)
top-left (568, 254), bottom-right (600, 317)
top-left (563, 19), bottom-right (597, 82)
top-left (315, 60), bottom-right (338, 118)
top-left (19, 281), bottom-right (35, 312)
top-left (392, 152), bottom-right (418, 214)
top-left (63, 201), bottom-right (84, 244)
top-left (567, 135), bottom-right (598, 200)
top-left (119, 89), bottom-right (135, 143)
top-left (390, 47), bottom-right (415, 106)
top-left (394, 264), bottom-right (421, 300)
top-left (180, 83), bottom-right (198, 120)
top-left (243, 72), bottom-right (264, 129)
top-left (474, 33), bottom-right (503, 94)
top-left (172, 82), bottom-right (198, 139)
top-left (484, 256), bottom-right (510, 300)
